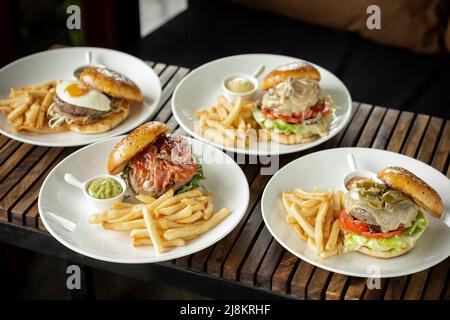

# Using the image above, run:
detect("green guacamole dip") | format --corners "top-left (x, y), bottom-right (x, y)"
top-left (87, 177), bottom-right (122, 199)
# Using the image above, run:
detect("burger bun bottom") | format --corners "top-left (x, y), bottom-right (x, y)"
top-left (355, 242), bottom-right (415, 259)
top-left (68, 100), bottom-right (130, 134)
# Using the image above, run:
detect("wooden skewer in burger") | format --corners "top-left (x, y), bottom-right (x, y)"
top-left (107, 121), bottom-right (204, 197)
top-left (340, 166), bottom-right (444, 258)
top-left (253, 61), bottom-right (335, 145)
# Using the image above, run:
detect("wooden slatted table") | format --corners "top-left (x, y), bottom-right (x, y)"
top-left (0, 61), bottom-right (449, 300)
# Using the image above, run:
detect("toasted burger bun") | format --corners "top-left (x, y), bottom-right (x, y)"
top-left (357, 245), bottom-right (413, 259)
top-left (107, 121), bottom-right (170, 175)
top-left (270, 132), bottom-right (318, 145)
top-left (68, 99), bottom-right (130, 134)
top-left (261, 61), bottom-right (321, 91)
top-left (377, 166), bottom-right (444, 218)
top-left (80, 67), bottom-right (143, 103)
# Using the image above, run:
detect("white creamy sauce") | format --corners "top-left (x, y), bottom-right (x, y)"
top-left (262, 77), bottom-right (322, 115)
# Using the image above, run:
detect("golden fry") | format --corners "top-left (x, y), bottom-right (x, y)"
top-left (0, 106), bottom-right (12, 113)
top-left (294, 188), bottom-right (330, 201)
top-left (165, 205), bottom-right (192, 221)
top-left (155, 189), bottom-right (201, 211)
top-left (108, 207), bottom-right (143, 223)
top-left (314, 201), bottom-right (329, 253)
top-left (223, 96), bottom-right (243, 127)
top-left (216, 95), bottom-right (234, 113)
top-left (112, 202), bottom-right (134, 209)
top-left (289, 204), bottom-right (315, 237)
top-left (24, 102), bottom-right (40, 127)
top-left (89, 208), bottom-right (132, 224)
top-left (325, 220), bottom-right (341, 251)
top-left (132, 237), bottom-right (186, 248)
top-left (164, 208), bottom-right (230, 240)
top-left (286, 214), bottom-right (296, 224)
top-left (177, 211), bottom-right (203, 224)
top-left (293, 224), bottom-right (307, 242)
top-left (136, 194), bottom-right (156, 204)
top-left (203, 192), bottom-right (214, 220)
top-left (102, 219), bottom-right (145, 231)
top-left (7, 96), bottom-right (32, 121)
top-left (142, 207), bottom-right (165, 253)
top-left (158, 202), bottom-right (186, 216)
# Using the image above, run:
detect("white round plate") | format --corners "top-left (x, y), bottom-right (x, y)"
top-left (172, 54), bottom-right (352, 155)
top-left (38, 136), bottom-right (249, 263)
top-left (0, 47), bottom-right (161, 147)
top-left (262, 148), bottom-right (450, 278)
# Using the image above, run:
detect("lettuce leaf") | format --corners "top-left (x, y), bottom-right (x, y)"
top-left (175, 163), bottom-right (207, 194)
top-left (343, 211), bottom-right (428, 253)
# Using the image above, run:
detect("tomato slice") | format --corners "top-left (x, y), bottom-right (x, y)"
top-left (261, 100), bottom-right (330, 124)
top-left (339, 209), bottom-right (404, 238)
top-left (339, 209), bottom-right (369, 233)
top-left (362, 228), bottom-right (404, 239)
top-left (261, 109), bottom-right (301, 123)
top-left (321, 102), bottom-right (331, 118)
top-left (261, 108), bottom-right (276, 120)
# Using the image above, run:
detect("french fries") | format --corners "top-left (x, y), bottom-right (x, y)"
top-left (0, 81), bottom-right (69, 134)
top-left (89, 189), bottom-right (230, 253)
top-left (282, 188), bottom-right (344, 258)
top-left (142, 206), bottom-right (165, 253)
top-left (164, 208), bottom-right (230, 240)
top-left (194, 95), bottom-right (262, 148)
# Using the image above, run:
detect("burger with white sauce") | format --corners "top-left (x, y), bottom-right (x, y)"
top-left (253, 61), bottom-right (335, 145)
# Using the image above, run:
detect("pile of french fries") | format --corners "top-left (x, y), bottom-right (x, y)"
top-left (194, 95), bottom-right (266, 148)
top-left (0, 80), bottom-right (67, 133)
top-left (89, 189), bottom-right (230, 253)
top-left (282, 188), bottom-right (345, 258)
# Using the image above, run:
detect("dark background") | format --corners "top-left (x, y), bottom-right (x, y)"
top-left (1, 0), bottom-right (449, 119)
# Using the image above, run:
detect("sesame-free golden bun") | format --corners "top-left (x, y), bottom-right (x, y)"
top-left (261, 61), bottom-right (321, 91)
top-left (68, 99), bottom-right (130, 134)
top-left (357, 245), bottom-right (414, 259)
top-left (107, 121), bottom-right (169, 175)
top-left (80, 67), bottom-right (143, 103)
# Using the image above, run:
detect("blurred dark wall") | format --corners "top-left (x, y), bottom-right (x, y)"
top-left (0, 0), bottom-right (140, 67)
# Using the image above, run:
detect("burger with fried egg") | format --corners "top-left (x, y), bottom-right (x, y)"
top-left (47, 67), bottom-right (142, 134)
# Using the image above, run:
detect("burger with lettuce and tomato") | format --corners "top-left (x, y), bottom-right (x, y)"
top-left (340, 166), bottom-right (443, 258)
top-left (253, 61), bottom-right (335, 145)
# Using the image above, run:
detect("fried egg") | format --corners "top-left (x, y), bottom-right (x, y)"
top-left (56, 81), bottom-right (111, 111)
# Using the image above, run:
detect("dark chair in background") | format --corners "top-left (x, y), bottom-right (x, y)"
top-left (131, 0), bottom-right (450, 119)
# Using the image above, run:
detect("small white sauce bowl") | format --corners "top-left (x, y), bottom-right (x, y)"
top-left (221, 73), bottom-right (258, 102)
top-left (64, 173), bottom-right (127, 211)
top-left (343, 170), bottom-right (380, 191)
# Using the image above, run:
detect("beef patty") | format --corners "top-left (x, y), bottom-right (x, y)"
top-left (52, 95), bottom-right (108, 118)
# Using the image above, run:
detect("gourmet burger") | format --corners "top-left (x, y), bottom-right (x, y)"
top-left (47, 67), bottom-right (142, 134)
top-left (107, 122), bottom-right (204, 197)
top-left (340, 167), bottom-right (443, 258)
top-left (253, 62), bottom-right (335, 145)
